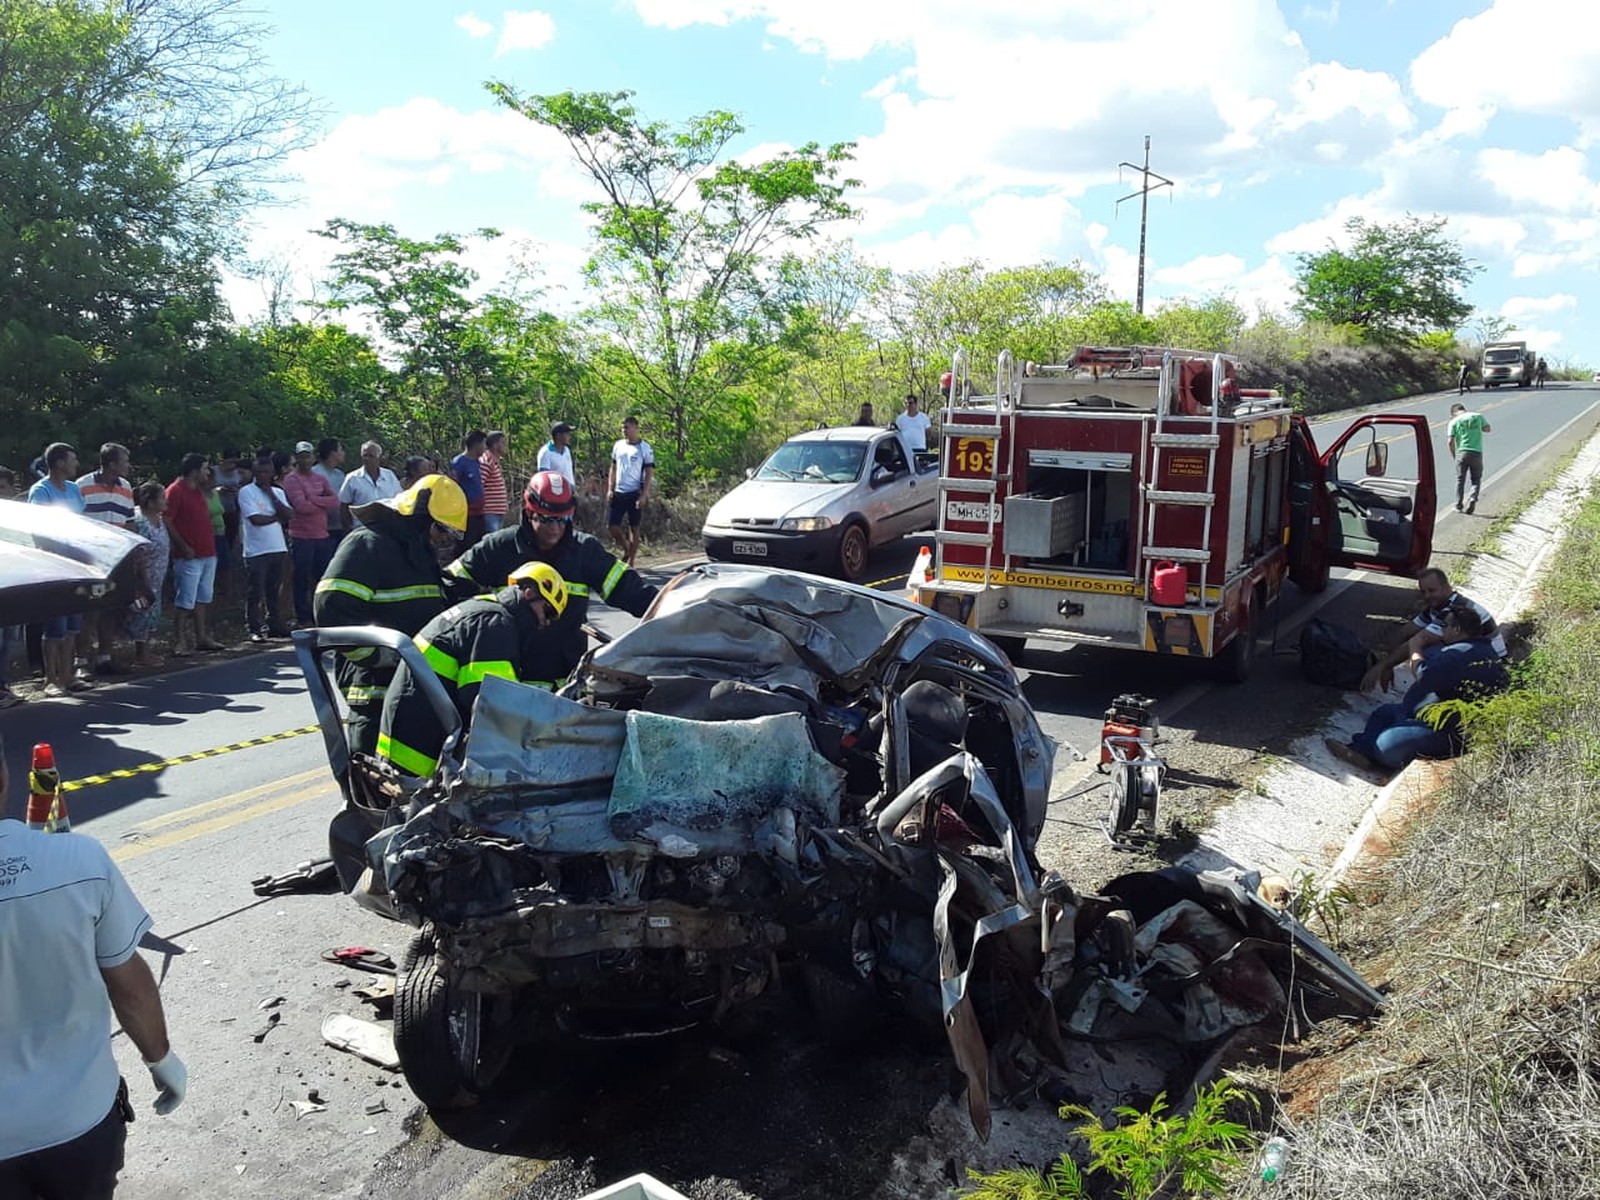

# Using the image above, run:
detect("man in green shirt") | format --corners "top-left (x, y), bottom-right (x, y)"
top-left (1447, 402), bottom-right (1491, 514)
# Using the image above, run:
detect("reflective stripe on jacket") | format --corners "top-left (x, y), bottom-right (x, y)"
top-left (376, 589), bottom-right (562, 777)
top-left (443, 525), bottom-right (657, 681)
top-left (312, 512), bottom-right (449, 707)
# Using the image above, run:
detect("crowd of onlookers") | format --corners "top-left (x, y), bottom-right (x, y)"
top-left (0, 427), bottom-right (546, 709)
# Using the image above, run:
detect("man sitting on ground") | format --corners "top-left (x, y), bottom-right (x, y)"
top-left (1360, 566), bottom-right (1506, 693)
top-left (1329, 603), bottom-right (1510, 775)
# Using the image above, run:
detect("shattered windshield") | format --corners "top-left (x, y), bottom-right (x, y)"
top-left (755, 441), bottom-right (865, 483)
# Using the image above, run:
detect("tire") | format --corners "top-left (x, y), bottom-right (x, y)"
top-left (837, 522), bottom-right (869, 582)
top-left (394, 928), bottom-right (508, 1111)
top-left (1216, 623), bottom-right (1257, 683)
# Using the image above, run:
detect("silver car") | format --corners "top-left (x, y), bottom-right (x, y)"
top-left (702, 427), bottom-right (938, 580)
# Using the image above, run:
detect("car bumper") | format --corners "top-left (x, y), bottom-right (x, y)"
top-left (703, 526), bottom-right (845, 570)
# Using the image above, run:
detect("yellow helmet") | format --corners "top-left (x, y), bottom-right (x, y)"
top-left (507, 560), bottom-right (568, 618)
top-left (393, 473), bottom-right (468, 535)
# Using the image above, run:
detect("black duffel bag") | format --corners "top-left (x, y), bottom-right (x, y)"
top-left (1299, 618), bottom-right (1374, 689)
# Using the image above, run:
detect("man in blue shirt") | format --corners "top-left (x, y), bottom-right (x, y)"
top-left (1328, 604), bottom-right (1510, 775)
top-left (26, 443), bottom-right (88, 697)
top-left (450, 430), bottom-right (488, 549)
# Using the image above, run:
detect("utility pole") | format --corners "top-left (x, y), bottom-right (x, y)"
top-left (1116, 135), bottom-right (1173, 315)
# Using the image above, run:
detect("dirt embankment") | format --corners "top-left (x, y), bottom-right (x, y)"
top-left (1225, 485), bottom-right (1600, 1199)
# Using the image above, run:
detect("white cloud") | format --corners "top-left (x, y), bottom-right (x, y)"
top-left (456, 11), bottom-right (493, 37)
top-left (496, 9), bottom-right (556, 55)
top-left (1411, 1), bottom-right (1600, 133)
top-left (1476, 147), bottom-right (1600, 215)
top-left (1501, 294), bottom-right (1579, 324)
top-left (228, 97), bottom-right (594, 324)
top-left (1153, 253), bottom-right (1248, 293)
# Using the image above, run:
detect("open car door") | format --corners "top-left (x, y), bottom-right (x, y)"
top-left (1288, 414), bottom-right (1435, 590)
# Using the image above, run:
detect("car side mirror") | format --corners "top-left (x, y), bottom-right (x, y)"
top-left (745, 467), bottom-right (755, 480)
top-left (1365, 439), bottom-right (1388, 478)
top-left (871, 465), bottom-right (894, 487)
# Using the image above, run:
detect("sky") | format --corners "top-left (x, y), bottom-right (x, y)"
top-left (235, 0), bottom-right (1600, 366)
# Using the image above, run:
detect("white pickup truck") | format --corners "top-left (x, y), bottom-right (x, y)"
top-left (702, 426), bottom-right (939, 580)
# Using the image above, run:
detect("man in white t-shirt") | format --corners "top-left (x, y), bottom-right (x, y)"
top-left (339, 441), bottom-right (402, 525)
top-left (893, 393), bottom-right (932, 456)
top-left (606, 416), bottom-right (655, 568)
top-left (537, 421), bottom-right (576, 489)
top-left (0, 738), bottom-right (187, 1198)
top-left (238, 457), bottom-right (293, 642)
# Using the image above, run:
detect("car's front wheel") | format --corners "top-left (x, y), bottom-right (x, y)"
top-left (394, 928), bottom-right (513, 1111)
top-left (837, 522), bottom-right (869, 581)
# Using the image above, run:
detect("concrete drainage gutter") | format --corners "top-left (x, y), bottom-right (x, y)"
top-left (1184, 418), bottom-right (1600, 888)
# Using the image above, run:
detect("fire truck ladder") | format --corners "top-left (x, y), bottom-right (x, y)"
top-left (1140, 352), bottom-right (1226, 606)
top-left (935, 348), bottom-right (1021, 587)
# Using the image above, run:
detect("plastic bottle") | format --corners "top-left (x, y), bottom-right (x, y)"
top-left (1259, 1136), bottom-right (1289, 1183)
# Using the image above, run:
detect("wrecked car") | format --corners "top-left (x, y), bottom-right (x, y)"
top-left (295, 563), bottom-right (1382, 1129)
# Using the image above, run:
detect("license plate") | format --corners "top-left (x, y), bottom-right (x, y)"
top-left (731, 540), bottom-right (767, 557)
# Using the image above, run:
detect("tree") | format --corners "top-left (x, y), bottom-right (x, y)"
top-left (0, 0), bottom-right (314, 473)
top-left (489, 86), bottom-right (858, 464)
top-left (1293, 215), bottom-right (1479, 341)
top-left (1150, 295), bottom-right (1248, 350)
top-left (314, 219), bottom-right (503, 451)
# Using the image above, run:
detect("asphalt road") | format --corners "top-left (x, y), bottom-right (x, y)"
top-left (1, 382), bottom-right (1596, 1200)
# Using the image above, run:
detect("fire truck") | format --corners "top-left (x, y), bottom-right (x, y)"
top-left (915, 346), bottom-right (1437, 680)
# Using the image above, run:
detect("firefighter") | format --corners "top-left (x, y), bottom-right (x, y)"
top-left (377, 561), bottom-right (569, 777)
top-left (313, 473), bottom-right (468, 755)
top-left (443, 470), bottom-right (659, 685)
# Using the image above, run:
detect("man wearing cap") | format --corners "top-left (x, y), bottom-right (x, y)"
top-left (377, 562), bottom-right (569, 777)
top-left (0, 736), bottom-right (187, 1198)
top-left (537, 421), bottom-right (576, 488)
top-left (445, 470), bottom-right (657, 689)
top-left (314, 474), bottom-right (468, 756)
top-left (282, 440), bottom-right (340, 627)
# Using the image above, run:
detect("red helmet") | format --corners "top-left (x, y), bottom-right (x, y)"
top-left (524, 470), bottom-right (577, 520)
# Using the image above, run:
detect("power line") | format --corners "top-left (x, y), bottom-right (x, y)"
top-left (1116, 135), bottom-right (1174, 315)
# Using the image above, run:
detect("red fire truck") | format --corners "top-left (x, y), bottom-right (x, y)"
top-left (916, 346), bottom-right (1437, 680)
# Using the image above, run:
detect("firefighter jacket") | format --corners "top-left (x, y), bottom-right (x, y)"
top-left (376, 588), bottom-right (562, 777)
top-left (313, 508), bottom-right (450, 714)
top-left (443, 523), bottom-right (658, 683)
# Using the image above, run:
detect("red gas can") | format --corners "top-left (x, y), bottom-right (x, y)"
top-left (1151, 561), bottom-right (1187, 607)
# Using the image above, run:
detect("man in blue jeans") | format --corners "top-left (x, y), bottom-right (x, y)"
top-left (27, 443), bottom-right (89, 696)
top-left (1327, 604), bottom-right (1510, 775)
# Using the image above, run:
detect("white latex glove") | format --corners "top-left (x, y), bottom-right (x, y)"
top-left (146, 1050), bottom-right (187, 1115)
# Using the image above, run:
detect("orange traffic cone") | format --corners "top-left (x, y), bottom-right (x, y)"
top-left (25, 743), bottom-right (69, 833)
top-left (905, 545), bottom-right (934, 603)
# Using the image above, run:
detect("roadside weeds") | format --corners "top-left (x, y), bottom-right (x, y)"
top-left (1233, 486), bottom-right (1600, 1198)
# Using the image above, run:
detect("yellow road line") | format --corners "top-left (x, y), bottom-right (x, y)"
top-left (111, 785), bottom-right (331, 864)
top-left (121, 767), bottom-right (329, 836)
top-left (63, 725), bottom-right (318, 792)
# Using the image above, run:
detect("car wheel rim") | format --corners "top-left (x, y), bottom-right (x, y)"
top-left (842, 530), bottom-right (865, 575)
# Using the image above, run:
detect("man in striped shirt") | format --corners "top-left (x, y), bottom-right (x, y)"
top-left (481, 431), bottom-right (510, 534)
top-left (76, 444), bottom-right (137, 676)
top-left (76, 444), bottom-right (134, 529)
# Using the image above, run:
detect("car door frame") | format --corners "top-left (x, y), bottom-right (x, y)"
top-left (1287, 413), bottom-right (1436, 584)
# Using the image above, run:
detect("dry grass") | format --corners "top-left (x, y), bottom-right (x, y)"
top-left (1232, 489), bottom-right (1600, 1199)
